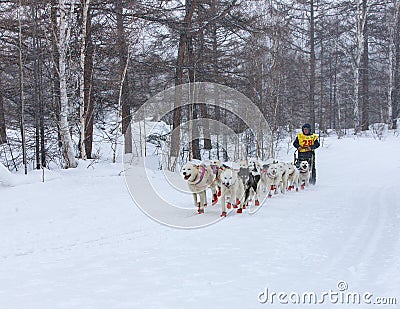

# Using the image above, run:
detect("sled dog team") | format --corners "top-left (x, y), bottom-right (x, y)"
top-left (181, 158), bottom-right (313, 217)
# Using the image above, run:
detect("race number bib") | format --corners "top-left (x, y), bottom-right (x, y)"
top-left (298, 133), bottom-right (318, 152)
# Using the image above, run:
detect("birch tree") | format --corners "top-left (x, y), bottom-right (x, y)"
top-left (388, 0), bottom-right (400, 128)
top-left (353, 0), bottom-right (370, 132)
top-left (58, 0), bottom-right (77, 168)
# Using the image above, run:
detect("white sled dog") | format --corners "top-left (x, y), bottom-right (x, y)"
top-left (209, 159), bottom-right (225, 204)
top-left (182, 162), bottom-right (216, 214)
top-left (298, 160), bottom-right (311, 189)
top-left (276, 162), bottom-right (289, 194)
top-left (286, 162), bottom-right (300, 192)
top-left (219, 168), bottom-right (245, 217)
top-left (259, 162), bottom-right (282, 198)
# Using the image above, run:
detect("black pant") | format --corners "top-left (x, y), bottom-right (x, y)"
top-left (296, 151), bottom-right (316, 184)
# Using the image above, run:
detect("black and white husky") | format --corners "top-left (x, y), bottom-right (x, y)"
top-left (238, 159), bottom-right (261, 207)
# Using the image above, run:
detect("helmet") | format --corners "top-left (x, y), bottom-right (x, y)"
top-left (302, 123), bottom-right (312, 134)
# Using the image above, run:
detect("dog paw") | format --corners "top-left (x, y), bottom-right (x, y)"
top-left (220, 211), bottom-right (227, 217)
top-left (236, 208), bottom-right (243, 213)
top-left (255, 200), bottom-right (260, 206)
top-left (227, 203), bottom-right (232, 209)
top-left (198, 209), bottom-right (204, 214)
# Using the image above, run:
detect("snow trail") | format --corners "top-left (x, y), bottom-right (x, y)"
top-left (0, 135), bottom-right (399, 308)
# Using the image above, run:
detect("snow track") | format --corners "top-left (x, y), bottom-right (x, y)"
top-left (1, 135), bottom-right (399, 308)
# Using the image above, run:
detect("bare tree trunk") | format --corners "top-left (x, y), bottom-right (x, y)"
top-left (116, 0), bottom-right (132, 155)
top-left (187, 33), bottom-right (201, 160)
top-left (354, 0), bottom-right (369, 132)
top-left (391, 1), bottom-right (400, 129)
top-left (39, 59), bottom-right (46, 168)
top-left (333, 50), bottom-right (338, 130)
top-left (0, 91), bottom-right (6, 145)
top-left (170, 0), bottom-right (197, 166)
top-left (32, 1), bottom-right (42, 169)
top-left (388, 2), bottom-right (396, 126)
top-left (58, 0), bottom-right (77, 168)
top-left (199, 96), bottom-right (212, 150)
top-left (214, 85), bottom-right (221, 160)
top-left (319, 35), bottom-right (324, 133)
top-left (18, 1), bottom-right (27, 174)
top-left (361, 0), bottom-right (369, 131)
top-left (84, 6), bottom-right (94, 158)
top-left (51, 0), bottom-right (61, 149)
top-left (309, 0), bottom-right (316, 132)
top-left (79, 0), bottom-right (91, 159)
top-left (212, 0), bottom-right (220, 159)
top-left (196, 16), bottom-right (212, 152)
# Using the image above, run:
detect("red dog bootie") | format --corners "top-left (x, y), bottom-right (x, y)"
top-left (212, 194), bottom-right (218, 205)
top-left (236, 208), bottom-right (243, 213)
top-left (220, 211), bottom-right (227, 217)
top-left (255, 200), bottom-right (260, 206)
top-left (227, 202), bottom-right (232, 209)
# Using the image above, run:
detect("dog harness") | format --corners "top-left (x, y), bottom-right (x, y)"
top-left (194, 165), bottom-right (207, 185)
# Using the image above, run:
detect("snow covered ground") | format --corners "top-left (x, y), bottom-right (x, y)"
top-left (1, 133), bottom-right (400, 308)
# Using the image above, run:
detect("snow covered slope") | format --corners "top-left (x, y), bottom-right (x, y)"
top-left (0, 135), bottom-right (399, 308)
